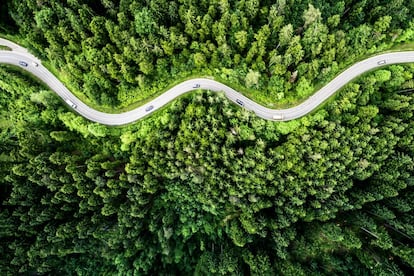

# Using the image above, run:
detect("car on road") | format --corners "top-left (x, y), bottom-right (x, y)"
top-left (272, 114), bottom-right (284, 120)
top-left (32, 62), bottom-right (38, 67)
top-left (65, 99), bottom-right (77, 109)
top-left (193, 84), bottom-right (200, 88)
top-left (377, 60), bottom-right (386, 65)
top-left (18, 61), bottom-right (28, 67)
top-left (145, 105), bottom-right (154, 112)
top-left (236, 99), bottom-right (244, 106)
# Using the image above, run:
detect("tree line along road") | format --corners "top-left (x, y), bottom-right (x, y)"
top-left (1, 38), bottom-right (414, 126)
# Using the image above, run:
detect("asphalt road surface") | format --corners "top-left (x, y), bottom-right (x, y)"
top-left (1, 38), bottom-right (414, 125)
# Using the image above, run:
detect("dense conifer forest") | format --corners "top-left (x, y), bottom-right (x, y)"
top-left (0, 0), bottom-right (413, 275)
top-left (2, 0), bottom-right (414, 108)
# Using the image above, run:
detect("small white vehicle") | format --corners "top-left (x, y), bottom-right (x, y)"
top-left (193, 84), bottom-right (200, 88)
top-left (32, 62), bottom-right (39, 67)
top-left (272, 114), bottom-right (284, 120)
top-left (65, 99), bottom-right (77, 109)
top-left (377, 60), bottom-right (386, 65)
top-left (236, 99), bottom-right (244, 106)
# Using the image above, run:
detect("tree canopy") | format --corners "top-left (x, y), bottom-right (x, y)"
top-left (3, 0), bottom-right (414, 108)
top-left (0, 0), bottom-right (414, 274)
top-left (0, 60), bottom-right (413, 274)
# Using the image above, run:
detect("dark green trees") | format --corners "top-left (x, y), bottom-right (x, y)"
top-left (5, 0), bottom-right (414, 108)
top-left (1, 0), bottom-right (414, 274)
top-left (1, 59), bottom-right (414, 274)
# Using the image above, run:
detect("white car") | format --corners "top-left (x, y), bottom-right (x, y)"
top-left (65, 99), bottom-right (77, 109)
top-left (272, 114), bottom-right (284, 120)
top-left (377, 60), bottom-right (386, 65)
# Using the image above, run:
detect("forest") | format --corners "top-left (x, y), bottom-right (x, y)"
top-left (2, 0), bottom-right (414, 109)
top-left (0, 0), bottom-right (413, 275)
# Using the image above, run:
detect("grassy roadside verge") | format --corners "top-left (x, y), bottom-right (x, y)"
top-left (265, 41), bottom-right (414, 109)
top-left (0, 45), bottom-right (11, 50)
top-left (2, 33), bottom-right (414, 114)
top-left (38, 40), bottom-right (414, 113)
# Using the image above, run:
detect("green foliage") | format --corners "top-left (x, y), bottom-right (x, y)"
top-left (4, 0), bottom-right (414, 108)
top-left (245, 69), bottom-right (260, 88)
top-left (0, 58), bottom-right (414, 274)
top-left (134, 8), bottom-right (157, 35)
top-left (1, 0), bottom-right (414, 275)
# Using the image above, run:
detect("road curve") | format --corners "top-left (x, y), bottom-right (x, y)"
top-left (1, 38), bottom-right (414, 125)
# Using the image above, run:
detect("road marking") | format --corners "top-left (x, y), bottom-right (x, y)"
top-left (1, 39), bottom-right (414, 125)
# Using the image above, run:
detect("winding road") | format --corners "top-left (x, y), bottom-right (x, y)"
top-left (1, 38), bottom-right (414, 126)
